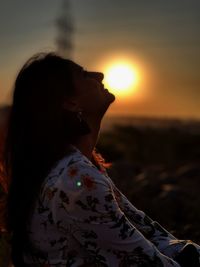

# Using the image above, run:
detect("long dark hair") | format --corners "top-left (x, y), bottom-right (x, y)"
top-left (3, 52), bottom-right (92, 266)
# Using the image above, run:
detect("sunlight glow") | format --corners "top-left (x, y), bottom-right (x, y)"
top-left (104, 61), bottom-right (139, 97)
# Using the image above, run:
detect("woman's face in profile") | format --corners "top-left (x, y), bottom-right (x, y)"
top-left (71, 64), bottom-right (115, 118)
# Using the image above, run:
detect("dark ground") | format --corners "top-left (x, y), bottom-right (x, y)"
top-left (0, 112), bottom-right (200, 266)
top-left (97, 121), bottom-right (200, 244)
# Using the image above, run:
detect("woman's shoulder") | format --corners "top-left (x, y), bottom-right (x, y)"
top-left (42, 146), bottom-right (111, 195)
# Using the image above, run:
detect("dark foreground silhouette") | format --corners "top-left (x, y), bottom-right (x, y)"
top-left (0, 108), bottom-right (200, 266)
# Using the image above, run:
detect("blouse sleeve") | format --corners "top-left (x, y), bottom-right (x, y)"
top-left (47, 161), bottom-right (181, 267)
top-left (108, 178), bottom-right (200, 260)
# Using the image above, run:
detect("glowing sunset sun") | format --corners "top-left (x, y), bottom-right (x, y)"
top-left (104, 62), bottom-right (139, 97)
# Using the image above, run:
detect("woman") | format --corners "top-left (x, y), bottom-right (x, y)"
top-left (3, 52), bottom-right (200, 267)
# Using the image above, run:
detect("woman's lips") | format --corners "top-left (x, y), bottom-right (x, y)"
top-left (101, 84), bottom-right (109, 92)
top-left (102, 87), bottom-right (109, 92)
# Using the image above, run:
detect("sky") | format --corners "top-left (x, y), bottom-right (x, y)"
top-left (0, 0), bottom-right (200, 119)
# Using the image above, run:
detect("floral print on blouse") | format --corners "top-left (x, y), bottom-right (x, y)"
top-left (24, 145), bottom-right (200, 267)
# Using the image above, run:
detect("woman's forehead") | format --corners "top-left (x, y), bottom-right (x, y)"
top-left (70, 62), bottom-right (103, 78)
top-left (71, 62), bottom-right (83, 72)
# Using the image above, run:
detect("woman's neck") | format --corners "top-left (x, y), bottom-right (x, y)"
top-left (73, 122), bottom-right (101, 160)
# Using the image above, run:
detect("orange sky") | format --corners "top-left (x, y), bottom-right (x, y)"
top-left (0, 0), bottom-right (200, 120)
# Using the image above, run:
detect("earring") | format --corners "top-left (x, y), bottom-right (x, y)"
top-left (77, 110), bottom-right (83, 123)
top-left (76, 110), bottom-right (91, 135)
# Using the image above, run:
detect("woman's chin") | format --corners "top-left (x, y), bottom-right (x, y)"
top-left (102, 94), bottom-right (115, 115)
top-left (107, 91), bottom-right (116, 103)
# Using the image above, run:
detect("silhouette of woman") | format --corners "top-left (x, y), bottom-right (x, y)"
top-left (3, 53), bottom-right (200, 266)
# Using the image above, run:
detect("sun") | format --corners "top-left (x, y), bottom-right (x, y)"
top-left (104, 62), bottom-right (139, 97)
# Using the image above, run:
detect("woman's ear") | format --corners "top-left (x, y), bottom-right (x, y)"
top-left (62, 97), bottom-right (80, 112)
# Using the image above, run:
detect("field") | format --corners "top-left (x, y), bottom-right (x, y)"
top-left (98, 116), bottom-right (200, 243)
top-left (0, 107), bottom-right (200, 265)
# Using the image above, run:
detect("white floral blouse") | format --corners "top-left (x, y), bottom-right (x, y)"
top-left (24, 145), bottom-right (200, 267)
